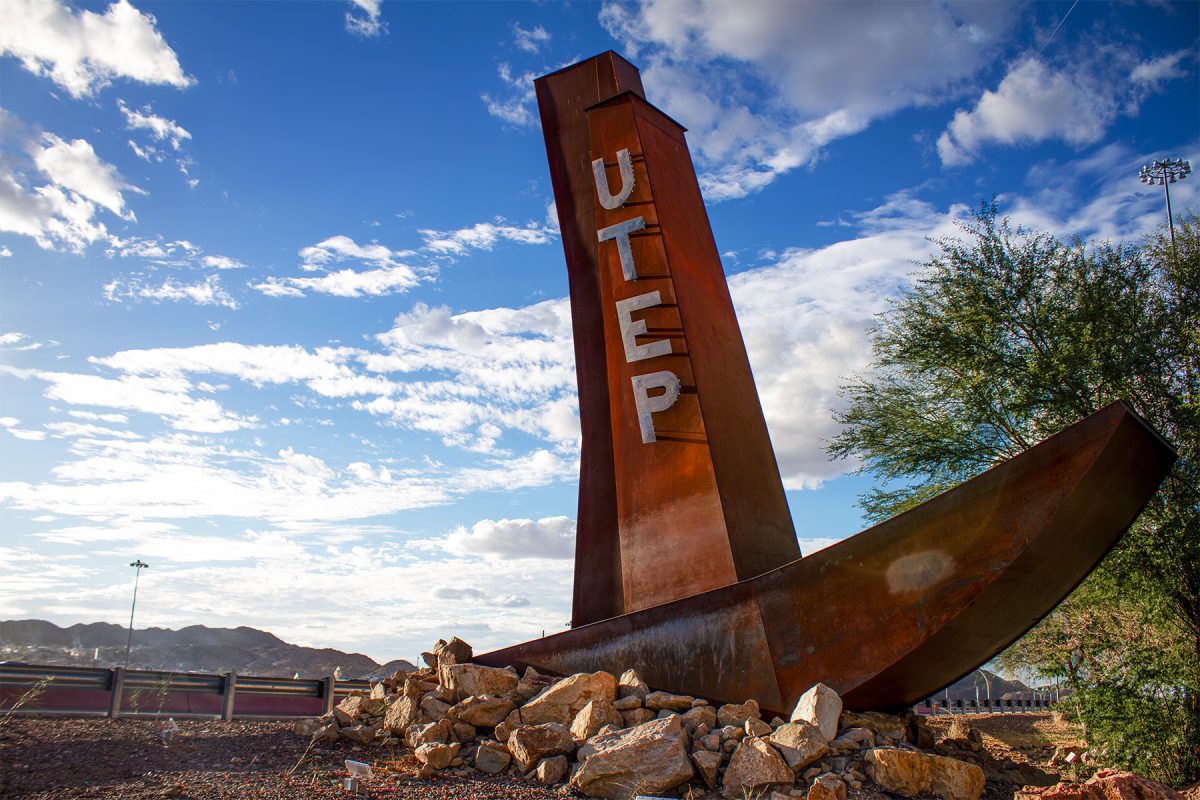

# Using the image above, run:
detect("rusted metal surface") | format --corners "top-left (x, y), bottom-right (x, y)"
top-left (484, 52), bottom-right (1177, 713)
top-left (534, 53), bottom-right (645, 627)
top-left (536, 53), bottom-right (800, 622)
top-left (477, 401), bottom-right (1175, 713)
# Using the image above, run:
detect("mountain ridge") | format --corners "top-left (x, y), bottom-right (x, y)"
top-left (0, 619), bottom-right (414, 680)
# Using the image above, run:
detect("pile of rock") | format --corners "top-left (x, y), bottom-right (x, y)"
top-left (291, 636), bottom-right (994, 800)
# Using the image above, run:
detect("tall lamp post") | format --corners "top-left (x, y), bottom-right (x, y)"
top-left (124, 559), bottom-right (149, 668)
top-left (1139, 158), bottom-right (1191, 250)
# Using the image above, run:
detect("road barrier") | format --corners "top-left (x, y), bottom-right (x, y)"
top-left (0, 662), bottom-right (373, 720)
top-left (915, 696), bottom-right (1056, 714)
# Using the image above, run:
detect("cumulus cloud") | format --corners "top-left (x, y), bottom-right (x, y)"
top-left (103, 273), bottom-right (239, 309)
top-left (253, 235), bottom-right (423, 298)
top-left (512, 22), bottom-right (550, 54)
top-left (345, 0), bottom-right (386, 37)
top-left (118, 99), bottom-right (191, 149)
top-left (0, 122), bottom-right (139, 252)
top-left (598, 0), bottom-right (1016, 198)
top-left (482, 62), bottom-right (538, 127)
top-left (0, 0), bottom-right (192, 97)
top-left (419, 219), bottom-right (555, 255)
top-left (938, 52), bottom-right (1191, 166)
top-left (441, 516), bottom-right (575, 559)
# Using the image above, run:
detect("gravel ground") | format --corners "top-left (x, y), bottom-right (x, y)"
top-left (0, 717), bottom-right (583, 799)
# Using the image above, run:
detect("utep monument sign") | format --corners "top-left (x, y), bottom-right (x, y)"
top-left (476, 53), bottom-right (1176, 714)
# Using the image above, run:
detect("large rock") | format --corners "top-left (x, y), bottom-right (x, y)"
top-left (809, 773), bottom-right (848, 800)
top-left (692, 749), bottom-right (722, 789)
top-left (450, 694), bottom-right (514, 728)
top-left (842, 710), bottom-right (907, 741)
top-left (571, 698), bottom-right (625, 742)
top-left (473, 740), bottom-right (511, 774)
top-left (383, 695), bottom-right (423, 734)
top-left (444, 663), bottom-right (519, 701)
top-left (722, 736), bottom-right (793, 798)
top-left (571, 715), bottom-right (694, 799)
top-left (520, 671), bottom-right (618, 725)
top-left (769, 720), bottom-right (829, 773)
top-left (644, 691), bottom-right (694, 712)
top-left (419, 693), bottom-right (451, 721)
top-left (405, 718), bottom-right (451, 748)
top-left (620, 707), bottom-right (656, 727)
top-left (1014, 770), bottom-right (1183, 800)
top-left (717, 698), bottom-right (761, 728)
top-left (535, 754), bottom-right (570, 785)
top-left (865, 747), bottom-right (984, 800)
top-left (791, 683), bottom-right (842, 742)
top-left (414, 741), bottom-right (459, 770)
top-left (617, 669), bottom-right (649, 699)
top-left (679, 704), bottom-right (717, 733)
top-left (507, 722), bottom-right (576, 772)
top-left (339, 724), bottom-right (374, 744)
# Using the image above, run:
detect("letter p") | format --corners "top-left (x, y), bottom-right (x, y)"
top-left (631, 371), bottom-right (681, 444)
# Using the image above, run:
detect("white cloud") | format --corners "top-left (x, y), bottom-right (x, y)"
top-left (118, 99), bottom-right (191, 149)
top-left (598, 0), bottom-right (1017, 198)
top-left (938, 52), bottom-right (1191, 166)
top-left (254, 234), bottom-right (423, 298)
top-left (419, 219), bottom-right (555, 255)
top-left (104, 273), bottom-right (239, 309)
top-left (345, 0), bottom-right (385, 37)
top-left (0, 332), bottom-right (48, 351)
top-left (4, 365), bottom-right (254, 433)
top-left (0, 118), bottom-right (141, 254)
top-left (440, 516), bottom-right (575, 560)
top-left (0, 0), bottom-right (192, 97)
top-left (202, 255), bottom-right (247, 270)
top-left (482, 62), bottom-right (538, 127)
top-left (0, 246), bottom-right (11, 257)
top-left (512, 22), bottom-right (550, 54)
top-left (0, 415), bottom-right (47, 441)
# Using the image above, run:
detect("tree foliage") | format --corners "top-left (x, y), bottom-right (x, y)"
top-left (829, 203), bottom-right (1199, 785)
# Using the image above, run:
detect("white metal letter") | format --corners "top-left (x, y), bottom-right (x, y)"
top-left (631, 370), bottom-right (681, 444)
top-left (597, 217), bottom-right (645, 281)
top-left (616, 291), bottom-right (672, 363)
top-left (592, 148), bottom-right (635, 209)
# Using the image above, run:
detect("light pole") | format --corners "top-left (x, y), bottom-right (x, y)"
top-left (124, 559), bottom-right (149, 669)
top-left (1139, 158), bottom-right (1191, 250)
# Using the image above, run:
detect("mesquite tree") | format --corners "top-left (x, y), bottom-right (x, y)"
top-left (829, 203), bottom-right (1198, 784)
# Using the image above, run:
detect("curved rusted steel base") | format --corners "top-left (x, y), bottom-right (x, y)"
top-left (477, 401), bottom-right (1174, 714)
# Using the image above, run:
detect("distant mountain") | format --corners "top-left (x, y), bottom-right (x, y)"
top-left (932, 668), bottom-right (1041, 702)
top-left (0, 619), bottom-right (416, 680)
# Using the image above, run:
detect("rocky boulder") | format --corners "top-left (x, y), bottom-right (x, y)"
top-left (865, 747), bottom-right (984, 800)
top-left (791, 683), bottom-right (842, 741)
top-left (473, 740), bottom-right (511, 774)
top-left (1014, 770), bottom-right (1183, 800)
top-left (450, 694), bottom-right (514, 728)
top-left (571, 698), bottom-right (625, 742)
top-left (535, 754), bottom-right (570, 784)
top-left (443, 663), bottom-right (518, 701)
top-left (809, 773), bottom-right (848, 800)
top-left (717, 698), bottom-right (761, 727)
top-left (644, 691), bottom-right (694, 712)
top-left (571, 715), bottom-right (694, 799)
top-left (507, 722), bottom-right (576, 772)
top-left (617, 669), bottom-right (649, 699)
top-left (768, 720), bottom-right (829, 773)
top-left (722, 736), bottom-right (793, 798)
top-left (414, 741), bottom-right (460, 770)
top-left (519, 671), bottom-right (618, 726)
top-left (383, 695), bottom-right (423, 734)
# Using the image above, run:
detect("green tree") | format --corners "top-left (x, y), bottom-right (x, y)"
top-left (828, 203), bottom-right (1199, 785)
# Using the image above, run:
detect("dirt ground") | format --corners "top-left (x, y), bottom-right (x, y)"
top-left (0, 712), bottom-right (1089, 800)
top-left (925, 711), bottom-right (1085, 771)
top-left (0, 717), bottom-right (573, 800)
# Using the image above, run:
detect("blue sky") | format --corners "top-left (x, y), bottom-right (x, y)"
top-left (1, 0), bottom-right (1196, 666)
